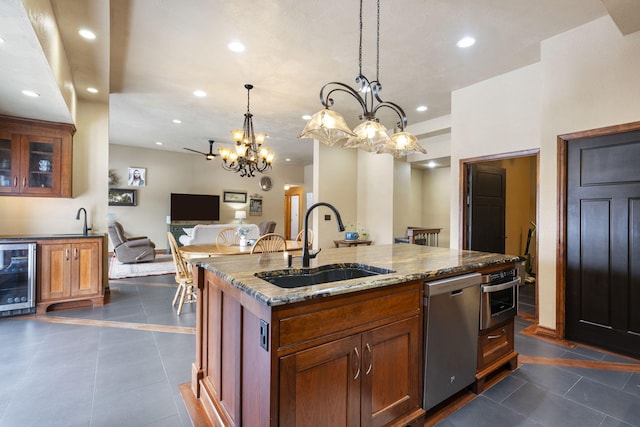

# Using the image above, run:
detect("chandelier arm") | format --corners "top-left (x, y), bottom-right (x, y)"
top-left (371, 101), bottom-right (409, 131)
top-left (320, 81), bottom-right (368, 114)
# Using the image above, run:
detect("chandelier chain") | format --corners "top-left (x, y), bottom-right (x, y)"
top-left (376, 0), bottom-right (380, 82)
top-left (358, 0), bottom-right (363, 76)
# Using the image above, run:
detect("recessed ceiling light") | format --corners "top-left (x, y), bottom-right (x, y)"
top-left (0, 37), bottom-right (5, 43)
top-left (78, 29), bottom-right (96, 40)
top-left (228, 41), bottom-right (245, 52)
top-left (301, 115), bottom-right (312, 120)
top-left (285, 158), bottom-right (291, 162)
top-left (22, 90), bottom-right (40, 97)
top-left (457, 36), bottom-right (475, 48)
top-left (155, 141), bottom-right (163, 146)
top-left (416, 105), bottom-right (428, 112)
top-left (87, 87), bottom-right (98, 94)
top-left (193, 90), bottom-right (207, 97)
top-left (172, 119), bottom-right (182, 124)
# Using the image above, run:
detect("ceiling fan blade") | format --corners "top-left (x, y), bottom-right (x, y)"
top-left (183, 147), bottom-right (207, 155)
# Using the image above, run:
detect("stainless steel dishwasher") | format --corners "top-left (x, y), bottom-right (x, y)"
top-left (423, 272), bottom-right (482, 410)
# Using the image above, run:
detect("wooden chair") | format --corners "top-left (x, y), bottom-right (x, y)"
top-left (216, 227), bottom-right (239, 245)
top-left (167, 232), bottom-right (196, 315)
top-left (251, 233), bottom-right (287, 254)
top-left (295, 229), bottom-right (313, 247)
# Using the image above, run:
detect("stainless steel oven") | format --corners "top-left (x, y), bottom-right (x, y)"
top-left (479, 268), bottom-right (520, 330)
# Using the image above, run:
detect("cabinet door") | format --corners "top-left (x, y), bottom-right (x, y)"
top-left (71, 241), bottom-right (101, 297)
top-left (361, 316), bottom-right (422, 427)
top-left (279, 334), bottom-right (361, 427)
top-left (20, 135), bottom-right (62, 196)
top-left (0, 132), bottom-right (18, 193)
top-left (39, 243), bottom-right (72, 301)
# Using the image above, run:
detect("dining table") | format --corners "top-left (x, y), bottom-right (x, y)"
top-left (180, 240), bottom-right (303, 260)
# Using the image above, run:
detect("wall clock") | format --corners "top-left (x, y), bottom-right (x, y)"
top-left (259, 176), bottom-right (272, 191)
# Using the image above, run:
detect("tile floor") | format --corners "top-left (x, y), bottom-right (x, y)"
top-left (0, 275), bottom-right (638, 426)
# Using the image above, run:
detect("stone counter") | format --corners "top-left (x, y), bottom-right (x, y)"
top-left (192, 243), bottom-right (521, 306)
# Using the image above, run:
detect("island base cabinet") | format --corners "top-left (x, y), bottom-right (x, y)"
top-left (190, 269), bottom-right (425, 427)
top-left (37, 238), bottom-right (104, 313)
top-left (279, 316), bottom-right (423, 427)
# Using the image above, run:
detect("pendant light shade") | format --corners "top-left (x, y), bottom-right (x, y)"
top-left (298, 109), bottom-right (355, 146)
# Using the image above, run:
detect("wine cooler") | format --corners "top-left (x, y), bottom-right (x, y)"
top-left (0, 242), bottom-right (36, 317)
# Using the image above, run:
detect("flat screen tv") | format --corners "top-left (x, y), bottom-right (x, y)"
top-left (170, 193), bottom-right (220, 222)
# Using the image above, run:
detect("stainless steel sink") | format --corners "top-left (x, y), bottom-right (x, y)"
top-left (255, 263), bottom-right (395, 288)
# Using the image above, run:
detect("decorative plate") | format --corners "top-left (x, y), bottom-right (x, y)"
top-left (259, 176), bottom-right (272, 191)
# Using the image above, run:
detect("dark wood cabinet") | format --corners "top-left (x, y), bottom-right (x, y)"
top-left (0, 115), bottom-right (74, 198)
top-left (37, 237), bottom-right (105, 313)
top-left (192, 270), bottom-right (425, 426)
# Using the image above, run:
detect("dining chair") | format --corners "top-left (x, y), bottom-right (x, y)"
top-left (167, 232), bottom-right (196, 315)
top-left (216, 227), bottom-right (239, 245)
top-left (295, 229), bottom-right (313, 247)
top-left (251, 233), bottom-right (287, 254)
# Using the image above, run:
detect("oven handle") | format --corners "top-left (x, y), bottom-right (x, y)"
top-left (481, 278), bottom-right (520, 293)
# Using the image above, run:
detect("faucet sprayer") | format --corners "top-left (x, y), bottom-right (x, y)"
top-left (301, 202), bottom-right (345, 268)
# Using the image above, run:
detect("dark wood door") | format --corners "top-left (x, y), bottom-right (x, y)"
top-left (566, 130), bottom-right (640, 358)
top-left (467, 164), bottom-right (506, 253)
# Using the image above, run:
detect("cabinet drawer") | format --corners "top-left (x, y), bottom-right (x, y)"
top-left (277, 282), bottom-right (422, 351)
top-left (477, 319), bottom-right (514, 370)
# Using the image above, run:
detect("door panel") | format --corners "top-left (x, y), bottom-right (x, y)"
top-left (467, 165), bottom-right (506, 253)
top-left (566, 130), bottom-right (640, 358)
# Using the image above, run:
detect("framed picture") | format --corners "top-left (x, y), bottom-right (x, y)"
top-left (223, 191), bottom-right (247, 203)
top-left (249, 198), bottom-right (263, 216)
top-left (108, 188), bottom-right (137, 206)
top-left (128, 167), bottom-right (146, 187)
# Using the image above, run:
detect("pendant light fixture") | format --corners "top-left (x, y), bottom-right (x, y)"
top-left (219, 84), bottom-right (274, 177)
top-left (298, 0), bottom-right (426, 158)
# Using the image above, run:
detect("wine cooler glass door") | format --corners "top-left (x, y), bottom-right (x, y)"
top-left (0, 242), bottom-right (36, 316)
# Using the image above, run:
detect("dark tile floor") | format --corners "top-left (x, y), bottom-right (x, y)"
top-left (0, 276), bottom-right (638, 426)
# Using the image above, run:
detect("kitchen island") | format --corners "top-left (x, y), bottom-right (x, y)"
top-left (183, 244), bottom-right (520, 426)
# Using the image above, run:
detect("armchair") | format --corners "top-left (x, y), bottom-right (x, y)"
top-left (107, 221), bottom-right (156, 263)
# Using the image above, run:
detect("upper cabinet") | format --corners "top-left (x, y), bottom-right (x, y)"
top-left (0, 115), bottom-right (75, 198)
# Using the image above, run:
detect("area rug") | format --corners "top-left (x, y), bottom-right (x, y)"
top-left (108, 254), bottom-right (175, 279)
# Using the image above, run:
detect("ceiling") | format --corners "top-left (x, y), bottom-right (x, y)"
top-left (3, 0), bottom-right (637, 168)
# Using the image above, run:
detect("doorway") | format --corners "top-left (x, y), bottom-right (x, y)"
top-left (462, 150), bottom-right (539, 320)
top-left (283, 185), bottom-right (303, 240)
top-left (558, 122), bottom-right (640, 358)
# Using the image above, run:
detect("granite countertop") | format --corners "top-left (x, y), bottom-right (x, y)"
top-left (0, 233), bottom-right (105, 242)
top-left (192, 244), bottom-right (521, 307)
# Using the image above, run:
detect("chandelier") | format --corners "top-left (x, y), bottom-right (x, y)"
top-left (298, 0), bottom-right (426, 158)
top-left (219, 84), bottom-right (274, 177)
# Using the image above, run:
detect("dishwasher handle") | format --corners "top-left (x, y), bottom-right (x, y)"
top-left (424, 272), bottom-right (481, 297)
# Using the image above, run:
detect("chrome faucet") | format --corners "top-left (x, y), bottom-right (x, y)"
top-left (302, 202), bottom-right (345, 268)
top-left (75, 207), bottom-right (92, 236)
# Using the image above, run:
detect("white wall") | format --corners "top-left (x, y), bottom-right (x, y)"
top-left (358, 150), bottom-right (395, 244)
top-left (450, 15), bottom-right (640, 330)
top-left (313, 141), bottom-right (358, 250)
top-left (109, 144), bottom-right (305, 251)
top-left (421, 167), bottom-right (451, 248)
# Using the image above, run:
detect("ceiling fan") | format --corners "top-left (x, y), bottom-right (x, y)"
top-left (184, 139), bottom-right (218, 160)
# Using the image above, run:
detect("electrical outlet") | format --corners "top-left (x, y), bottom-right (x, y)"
top-left (324, 214), bottom-right (331, 220)
top-left (259, 319), bottom-right (269, 351)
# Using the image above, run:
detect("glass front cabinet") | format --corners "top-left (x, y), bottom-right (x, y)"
top-left (0, 116), bottom-right (74, 198)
